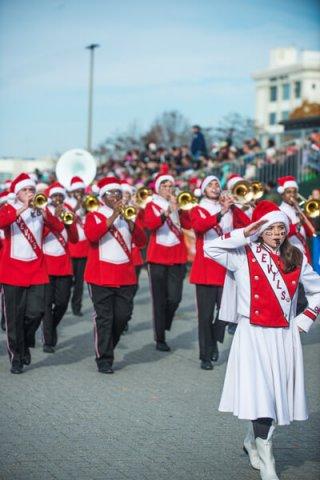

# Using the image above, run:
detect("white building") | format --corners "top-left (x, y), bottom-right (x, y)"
top-left (252, 47), bottom-right (320, 137)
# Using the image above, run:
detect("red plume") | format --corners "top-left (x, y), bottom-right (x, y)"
top-left (159, 163), bottom-right (169, 174)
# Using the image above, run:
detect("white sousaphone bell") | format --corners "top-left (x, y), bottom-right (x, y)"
top-left (56, 149), bottom-right (97, 189)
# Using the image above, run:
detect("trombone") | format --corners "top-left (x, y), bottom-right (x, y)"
top-left (120, 205), bottom-right (137, 221)
top-left (136, 187), bottom-right (152, 208)
top-left (231, 181), bottom-right (253, 204)
top-left (297, 193), bottom-right (320, 218)
top-left (60, 210), bottom-right (75, 225)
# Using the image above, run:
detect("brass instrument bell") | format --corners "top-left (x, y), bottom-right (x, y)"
top-left (30, 193), bottom-right (48, 209)
top-left (231, 181), bottom-right (253, 204)
top-left (250, 181), bottom-right (265, 200)
top-left (121, 205), bottom-right (137, 221)
top-left (304, 199), bottom-right (320, 218)
top-left (82, 195), bottom-right (100, 212)
top-left (136, 187), bottom-right (152, 208)
top-left (60, 210), bottom-right (75, 225)
top-left (177, 191), bottom-right (198, 210)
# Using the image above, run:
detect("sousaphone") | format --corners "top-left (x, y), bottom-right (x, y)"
top-left (56, 149), bottom-right (97, 189)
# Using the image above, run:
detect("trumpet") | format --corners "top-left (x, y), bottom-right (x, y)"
top-left (177, 191), bottom-right (198, 210)
top-left (29, 193), bottom-right (48, 209)
top-left (60, 210), bottom-right (75, 225)
top-left (82, 195), bottom-right (100, 212)
top-left (136, 187), bottom-right (152, 208)
top-left (120, 205), bottom-right (137, 221)
top-left (231, 181), bottom-right (253, 204)
top-left (297, 193), bottom-right (320, 218)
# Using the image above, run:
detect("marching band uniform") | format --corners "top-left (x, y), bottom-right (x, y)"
top-left (0, 190), bottom-right (8, 332)
top-left (204, 201), bottom-right (320, 480)
top-left (84, 177), bottom-right (146, 373)
top-left (66, 176), bottom-right (89, 316)
top-left (277, 176), bottom-right (314, 260)
top-left (42, 182), bottom-right (79, 352)
top-left (189, 175), bottom-right (250, 369)
top-left (144, 173), bottom-right (191, 350)
top-left (0, 173), bottom-right (62, 373)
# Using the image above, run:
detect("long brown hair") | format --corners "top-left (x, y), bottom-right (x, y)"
top-left (279, 238), bottom-right (303, 273)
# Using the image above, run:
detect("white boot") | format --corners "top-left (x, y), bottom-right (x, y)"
top-left (256, 430), bottom-right (279, 480)
top-left (243, 422), bottom-right (260, 470)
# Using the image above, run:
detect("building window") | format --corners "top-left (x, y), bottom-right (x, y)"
top-left (294, 81), bottom-right (301, 98)
top-left (270, 86), bottom-right (277, 102)
top-left (282, 111), bottom-right (289, 121)
top-left (282, 83), bottom-right (290, 100)
top-left (269, 112), bottom-right (277, 125)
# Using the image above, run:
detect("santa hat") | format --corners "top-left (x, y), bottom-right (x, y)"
top-left (154, 165), bottom-right (174, 194)
top-left (68, 176), bottom-right (86, 192)
top-left (47, 182), bottom-right (66, 198)
top-left (194, 175), bottom-right (220, 197)
top-left (121, 180), bottom-right (135, 194)
top-left (251, 200), bottom-right (289, 239)
top-left (277, 176), bottom-right (298, 194)
top-left (10, 173), bottom-right (36, 195)
top-left (98, 177), bottom-right (121, 197)
top-left (4, 179), bottom-right (12, 190)
top-left (91, 183), bottom-right (100, 195)
top-left (0, 191), bottom-right (8, 204)
top-left (226, 174), bottom-right (244, 191)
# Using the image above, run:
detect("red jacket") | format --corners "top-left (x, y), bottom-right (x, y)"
top-left (0, 204), bottom-right (63, 286)
top-left (65, 201), bottom-right (89, 258)
top-left (190, 203), bottom-right (250, 285)
top-left (144, 196), bottom-right (191, 265)
top-left (84, 206), bottom-right (146, 286)
top-left (131, 208), bottom-right (145, 267)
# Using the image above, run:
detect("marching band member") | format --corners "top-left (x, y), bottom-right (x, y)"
top-left (66, 176), bottom-right (89, 317)
top-left (0, 190), bottom-right (8, 332)
top-left (0, 173), bottom-right (63, 374)
top-left (84, 177), bottom-right (146, 374)
top-left (190, 175), bottom-right (250, 370)
top-left (144, 170), bottom-right (191, 352)
top-left (277, 175), bottom-right (314, 261)
top-left (42, 182), bottom-right (79, 353)
top-left (204, 200), bottom-right (320, 480)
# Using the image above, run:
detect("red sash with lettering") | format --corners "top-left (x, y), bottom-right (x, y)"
top-left (166, 216), bottom-right (182, 240)
top-left (245, 245), bottom-right (301, 327)
top-left (16, 215), bottom-right (42, 258)
top-left (52, 231), bottom-right (67, 250)
top-left (109, 225), bottom-right (131, 260)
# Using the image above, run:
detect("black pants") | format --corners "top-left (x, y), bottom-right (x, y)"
top-left (71, 257), bottom-right (87, 314)
top-left (196, 284), bottom-right (222, 361)
top-left (89, 283), bottom-right (136, 367)
top-left (42, 275), bottom-right (73, 346)
top-left (148, 263), bottom-right (186, 342)
top-left (3, 284), bottom-right (45, 365)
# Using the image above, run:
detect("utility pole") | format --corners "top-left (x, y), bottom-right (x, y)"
top-left (86, 43), bottom-right (100, 152)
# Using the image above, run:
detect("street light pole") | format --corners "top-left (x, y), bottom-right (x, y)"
top-left (86, 43), bottom-right (100, 152)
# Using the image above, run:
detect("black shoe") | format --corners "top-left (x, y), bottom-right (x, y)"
top-left (73, 311), bottom-right (83, 317)
top-left (156, 341), bottom-right (171, 352)
top-left (201, 360), bottom-right (213, 370)
top-left (22, 349), bottom-right (31, 365)
top-left (43, 345), bottom-right (55, 353)
top-left (211, 350), bottom-right (219, 362)
top-left (10, 363), bottom-right (23, 374)
top-left (98, 365), bottom-right (114, 374)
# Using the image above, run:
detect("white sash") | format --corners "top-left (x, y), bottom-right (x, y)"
top-left (249, 244), bottom-right (291, 319)
top-left (10, 204), bottom-right (43, 261)
top-left (97, 206), bottom-right (131, 264)
top-left (152, 195), bottom-right (180, 247)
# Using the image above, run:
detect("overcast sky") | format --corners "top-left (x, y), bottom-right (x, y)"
top-left (0, 0), bottom-right (319, 157)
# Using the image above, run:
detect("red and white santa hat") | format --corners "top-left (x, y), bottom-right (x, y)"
top-left (277, 176), bottom-right (298, 194)
top-left (226, 174), bottom-right (244, 191)
top-left (154, 164), bottom-right (175, 194)
top-left (98, 177), bottom-right (121, 197)
top-left (68, 176), bottom-right (86, 192)
top-left (251, 200), bottom-right (289, 238)
top-left (47, 181), bottom-right (66, 198)
top-left (10, 173), bottom-right (36, 195)
top-left (4, 179), bottom-right (12, 190)
top-left (194, 175), bottom-right (220, 197)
